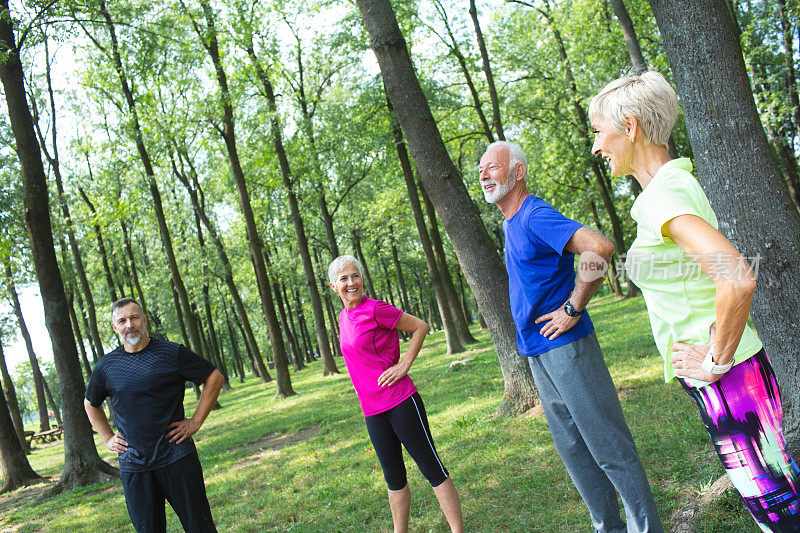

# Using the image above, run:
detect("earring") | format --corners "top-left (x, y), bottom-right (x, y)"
top-left (629, 137), bottom-right (634, 143)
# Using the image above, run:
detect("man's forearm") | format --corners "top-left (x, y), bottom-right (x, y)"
top-left (570, 254), bottom-right (611, 310)
top-left (190, 370), bottom-right (224, 427)
top-left (84, 400), bottom-right (114, 443)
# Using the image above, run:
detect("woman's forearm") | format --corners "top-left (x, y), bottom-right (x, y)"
top-left (401, 323), bottom-right (430, 370)
top-left (713, 277), bottom-right (756, 365)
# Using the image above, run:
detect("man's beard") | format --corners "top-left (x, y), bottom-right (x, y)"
top-left (124, 331), bottom-right (142, 345)
top-left (483, 169), bottom-right (517, 203)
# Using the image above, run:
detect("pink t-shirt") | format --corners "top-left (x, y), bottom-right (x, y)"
top-left (338, 297), bottom-right (417, 416)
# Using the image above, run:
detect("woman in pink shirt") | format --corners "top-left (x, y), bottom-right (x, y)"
top-left (328, 255), bottom-right (464, 533)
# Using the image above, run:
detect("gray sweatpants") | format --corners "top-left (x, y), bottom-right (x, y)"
top-left (527, 331), bottom-right (663, 533)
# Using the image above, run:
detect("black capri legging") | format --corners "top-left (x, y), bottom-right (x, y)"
top-left (364, 392), bottom-right (450, 490)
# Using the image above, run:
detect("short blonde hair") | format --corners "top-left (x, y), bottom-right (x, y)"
top-left (328, 255), bottom-right (362, 285)
top-left (589, 71), bottom-right (679, 147)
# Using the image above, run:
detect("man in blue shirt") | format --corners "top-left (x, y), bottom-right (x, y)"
top-left (84, 298), bottom-right (223, 532)
top-left (480, 142), bottom-right (663, 533)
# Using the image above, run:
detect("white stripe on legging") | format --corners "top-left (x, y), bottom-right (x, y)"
top-left (410, 395), bottom-right (447, 480)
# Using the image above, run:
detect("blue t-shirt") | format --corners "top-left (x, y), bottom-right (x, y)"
top-left (504, 195), bottom-right (594, 356)
top-left (85, 338), bottom-right (215, 472)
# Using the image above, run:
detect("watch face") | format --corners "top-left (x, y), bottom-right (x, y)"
top-left (565, 302), bottom-right (577, 317)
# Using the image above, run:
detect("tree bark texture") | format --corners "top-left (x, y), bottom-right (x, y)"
top-left (0, 380), bottom-right (40, 493)
top-left (0, 338), bottom-right (28, 453)
top-left (172, 155), bottom-right (272, 382)
top-left (66, 285), bottom-right (93, 382)
top-left (469, 0), bottom-right (505, 140)
top-left (6, 266), bottom-right (50, 432)
top-left (357, 0), bottom-right (538, 415)
top-left (239, 27), bottom-right (339, 377)
top-left (649, 0), bottom-right (800, 455)
top-left (193, 0), bottom-right (295, 395)
top-left (419, 181), bottom-right (478, 344)
top-left (388, 109), bottom-right (464, 354)
top-left (98, 0), bottom-right (206, 366)
top-left (0, 1), bottom-right (117, 492)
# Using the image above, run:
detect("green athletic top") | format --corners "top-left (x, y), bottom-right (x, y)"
top-left (626, 158), bottom-right (762, 386)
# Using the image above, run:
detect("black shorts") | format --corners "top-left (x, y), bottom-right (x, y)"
top-left (119, 452), bottom-right (216, 533)
top-left (364, 392), bottom-right (450, 490)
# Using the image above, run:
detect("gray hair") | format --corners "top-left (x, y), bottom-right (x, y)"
top-left (328, 254), bottom-right (363, 285)
top-left (588, 71), bottom-right (679, 147)
top-left (486, 141), bottom-right (527, 175)
top-left (111, 297), bottom-right (143, 318)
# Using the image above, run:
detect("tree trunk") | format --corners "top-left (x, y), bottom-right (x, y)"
top-left (77, 187), bottom-right (118, 302)
top-left (65, 284), bottom-right (93, 381)
top-left (291, 45), bottom-right (342, 261)
top-left (73, 284), bottom-right (100, 363)
top-left (237, 25), bottom-right (339, 377)
top-left (293, 288), bottom-right (314, 362)
top-left (0, 1), bottom-right (118, 492)
top-left (0, 336), bottom-right (28, 453)
top-left (194, 218), bottom-right (231, 390)
top-left (388, 107), bottom-right (464, 354)
top-left (648, 0), bottom-right (800, 456)
top-left (172, 154), bottom-right (272, 382)
top-left (357, 0), bottom-right (538, 415)
top-left (777, 0), bottom-right (800, 139)
top-left (191, 0), bottom-right (294, 395)
top-left (0, 379), bottom-right (40, 493)
top-left (469, 0), bottom-right (505, 140)
top-left (43, 378), bottom-right (62, 427)
top-left (264, 250), bottom-right (303, 372)
top-left (31, 46), bottom-right (106, 363)
top-left (352, 231), bottom-right (378, 299)
top-left (608, 0), bottom-right (646, 72)
top-left (312, 248), bottom-right (343, 358)
top-left (97, 0), bottom-right (207, 369)
top-left (120, 221), bottom-right (160, 338)
top-left (419, 181), bottom-right (478, 344)
top-left (540, 0), bottom-right (634, 297)
top-left (5, 265), bottom-right (50, 433)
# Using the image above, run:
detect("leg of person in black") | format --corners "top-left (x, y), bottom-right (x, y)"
top-left (120, 470), bottom-right (168, 533)
top-left (155, 452), bottom-right (217, 533)
top-left (387, 393), bottom-right (449, 487)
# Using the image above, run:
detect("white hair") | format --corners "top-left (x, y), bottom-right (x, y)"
top-left (486, 141), bottom-right (527, 175)
top-left (328, 255), bottom-right (362, 285)
top-left (588, 71), bottom-right (679, 147)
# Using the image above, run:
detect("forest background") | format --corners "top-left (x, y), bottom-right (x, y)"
top-left (0, 0), bottom-right (798, 529)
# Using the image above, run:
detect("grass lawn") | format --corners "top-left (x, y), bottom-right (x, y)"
top-left (0, 296), bottom-right (758, 532)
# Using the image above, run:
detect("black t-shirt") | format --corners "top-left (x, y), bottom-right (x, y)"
top-left (85, 338), bottom-right (215, 472)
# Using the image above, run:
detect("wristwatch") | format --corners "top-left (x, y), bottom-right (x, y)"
top-left (701, 345), bottom-right (734, 375)
top-left (564, 300), bottom-right (582, 317)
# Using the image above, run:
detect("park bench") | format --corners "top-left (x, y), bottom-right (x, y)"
top-left (28, 427), bottom-right (63, 446)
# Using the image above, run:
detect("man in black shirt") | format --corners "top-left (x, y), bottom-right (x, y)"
top-left (84, 298), bottom-right (224, 532)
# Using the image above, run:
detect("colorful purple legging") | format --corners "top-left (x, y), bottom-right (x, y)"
top-left (679, 349), bottom-right (800, 532)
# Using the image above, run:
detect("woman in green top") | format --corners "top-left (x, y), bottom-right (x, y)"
top-left (589, 71), bottom-right (800, 532)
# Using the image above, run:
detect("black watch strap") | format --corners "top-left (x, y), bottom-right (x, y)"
top-left (564, 300), bottom-right (582, 317)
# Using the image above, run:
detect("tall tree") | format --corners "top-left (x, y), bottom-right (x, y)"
top-left (387, 99), bottom-right (464, 354)
top-left (0, 0), bottom-right (117, 492)
top-left (228, 4), bottom-right (339, 376)
top-left (357, 0), bottom-right (538, 415)
top-left (469, 0), bottom-right (505, 140)
top-left (169, 150), bottom-right (272, 382)
top-left (0, 379), bottom-right (40, 493)
top-left (0, 332), bottom-right (28, 452)
top-left (648, 0), bottom-right (800, 455)
top-left (91, 0), bottom-right (207, 369)
top-left (185, 0), bottom-right (296, 394)
top-left (5, 264), bottom-right (49, 432)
